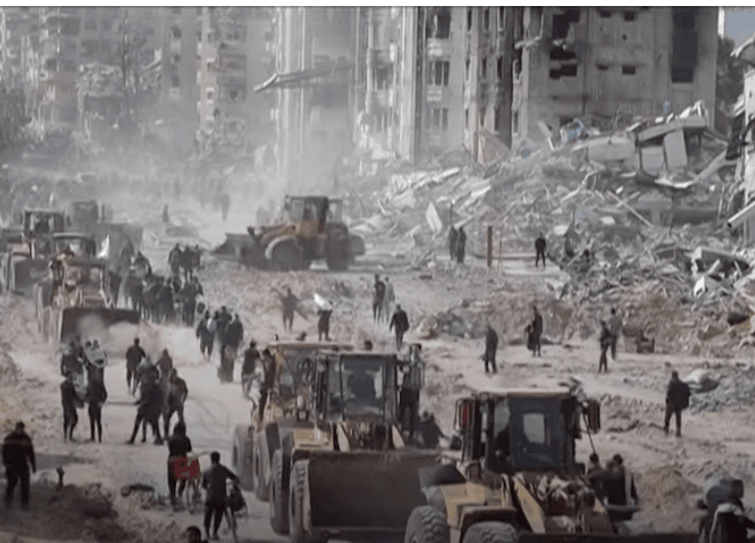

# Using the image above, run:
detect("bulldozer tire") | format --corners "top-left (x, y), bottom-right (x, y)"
top-left (233, 425), bottom-right (254, 491)
top-left (289, 460), bottom-right (326, 543)
top-left (271, 243), bottom-right (303, 272)
top-left (269, 449), bottom-right (290, 534)
top-left (325, 256), bottom-right (348, 271)
top-left (404, 506), bottom-right (449, 543)
top-left (461, 522), bottom-right (516, 543)
top-left (253, 436), bottom-right (270, 501)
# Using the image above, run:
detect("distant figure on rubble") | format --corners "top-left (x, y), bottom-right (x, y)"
top-left (448, 226), bottom-right (458, 262)
top-left (607, 308), bottom-right (623, 361)
top-left (389, 304), bottom-right (410, 351)
top-left (535, 232), bottom-right (547, 268)
top-left (162, 204), bottom-right (170, 224)
top-left (527, 306), bottom-right (543, 357)
top-left (664, 370), bottom-right (690, 437)
top-left (603, 454), bottom-right (638, 506)
top-left (456, 227), bottom-right (467, 264)
top-left (598, 320), bottom-right (611, 374)
top-left (276, 287), bottom-right (299, 332)
top-left (483, 324), bottom-right (499, 374)
top-left (373, 275), bottom-right (386, 323)
top-left (318, 307), bottom-right (332, 342)
top-left (564, 235), bottom-right (575, 260)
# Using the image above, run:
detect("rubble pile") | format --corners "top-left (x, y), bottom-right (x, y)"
top-left (689, 365), bottom-right (755, 412)
top-left (344, 103), bottom-right (755, 355)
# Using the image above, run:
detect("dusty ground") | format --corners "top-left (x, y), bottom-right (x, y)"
top-left (1, 191), bottom-right (754, 542)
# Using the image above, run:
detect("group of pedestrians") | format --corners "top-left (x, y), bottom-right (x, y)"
top-left (195, 306), bottom-right (245, 382)
top-left (448, 226), bottom-right (467, 264)
top-left (372, 274), bottom-right (410, 351)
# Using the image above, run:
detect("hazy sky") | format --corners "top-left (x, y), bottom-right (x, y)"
top-left (725, 8), bottom-right (755, 46)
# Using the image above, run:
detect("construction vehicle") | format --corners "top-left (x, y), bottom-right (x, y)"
top-left (277, 348), bottom-right (438, 543)
top-left (0, 209), bottom-right (66, 294)
top-left (403, 383), bottom-right (699, 543)
top-left (37, 255), bottom-right (139, 344)
top-left (232, 341), bottom-right (354, 495)
top-left (213, 195), bottom-right (365, 271)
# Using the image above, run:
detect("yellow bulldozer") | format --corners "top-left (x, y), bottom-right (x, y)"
top-left (37, 253), bottom-right (139, 345)
top-left (403, 385), bottom-right (699, 543)
top-left (272, 349), bottom-right (439, 543)
top-left (213, 195), bottom-right (365, 271)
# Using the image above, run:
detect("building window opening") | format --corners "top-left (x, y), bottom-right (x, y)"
top-left (375, 66), bottom-right (390, 90)
top-left (671, 7), bottom-right (697, 83)
top-left (672, 68), bottom-right (694, 83)
top-left (623, 11), bottom-right (636, 21)
top-left (172, 54), bottom-right (181, 64)
top-left (494, 108), bottom-right (502, 132)
top-left (498, 8), bottom-right (505, 31)
top-left (598, 64), bottom-right (609, 71)
top-left (465, 58), bottom-right (471, 81)
top-left (513, 110), bottom-right (519, 135)
top-left (483, 8), bottom-right (490, 31)
top-left (496, 56), bottom-right (503, 81)
top-left (622, 65), bottom-right (636, 75)
top-left (429, 108), bottom-right (449, 131)
top-left (171, 75), bottom-right (180, 88)
top-left (467, 8), bottom-right (473, 31)
top-left (561, 64), bottom-right (578, 77)
top-left (428, 8), bottom-right (451, 39)
top-left (598, 9), bottom-right (611, 18)
top-left (551, 8), bottom-right (580, 40)
top-left (513, 48), bottom-right (522, 81)
top-left (481, 57), bottom-right (487, 80)
top-left (428, 60), bottom-right (450, 86)
top-left (550, 46), bottom-right (577, 61)
top-left (465, 108), bottom-right (469, 129)
top-left (171, 26), bottom-right (182, 40)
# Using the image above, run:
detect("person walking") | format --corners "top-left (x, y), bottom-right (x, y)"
top-left (61, 374), bottom-right (80, 442)
top-left (86, 339), bottom-right (107, 383)
top-left (197, 311), bottom-right (214, 360)
top-left (448, 226), bottom-right (458, 262)
top-left (258, 349), bottom-right (276, 421)
top-left (277, 288), bottom-right (299, 332)
top-left (607, 308), bottom-right (623, 361)
top-left (317, 307), bottom-right (333, 342)
top-left (372, 275), bottom-right (386, 324)
top-left (663, 370), bottom-right (691, 437)
top-left (535, 232), bottom-right (547, 268)
top-left (127, 378), bottom-right (163, 445)
top-left (530, 306), bottom-right (543, 357)
top-left (389, 304), bottom-right (410, 351)
top-left (167, 422), bottom-right (193, 506)
top-left (87, 377), bottom-right (107, 443)
top-left (202, 451), bottom-right (239, 541)
top-left (241, 341), bottom-right (260, 398)
top-left (156, 349), bottom-right (174, 388)
top-left (2, 422), bottom-right (36, 510)
top-left (383, 277), bottom-right (395, 319)
top-left (456, 227), bottom-right (467, 264)
top-left (483, 324), bottom-right (499, 373)
top-left (598, 320), bottom-right (611, 373)
top-left (125, 338), bottom-right (146, 395)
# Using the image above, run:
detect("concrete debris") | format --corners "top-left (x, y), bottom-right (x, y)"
top-left (689, 365), bottom-right (755, 413)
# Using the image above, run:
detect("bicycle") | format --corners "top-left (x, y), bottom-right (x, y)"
top-left (172, 452), bottom-right (209, 514)
top-left (221, 479), bottom-right (247, 543)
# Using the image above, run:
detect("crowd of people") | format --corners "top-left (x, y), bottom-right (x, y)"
top-left (195, 305), bottom-right (245, 383)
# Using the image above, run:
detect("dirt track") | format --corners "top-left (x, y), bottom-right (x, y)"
top-left (2, 194), bottom-right (755, 541)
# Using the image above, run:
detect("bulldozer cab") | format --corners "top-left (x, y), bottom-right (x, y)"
top-left (457, 390), bottom-right (595, 476)
top-left (313, 353), bottom-right (399, 422)
top-left (52, 233), bottom-right (97, 259)
top-left (68, 200), bottom-right (99, 229)
top-left (23, 209), bottom-right (65, 239)
top-left (283, 195), bottom-right (342, 238)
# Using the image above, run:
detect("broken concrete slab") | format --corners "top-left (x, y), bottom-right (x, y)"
top-left (664, 130), bottom-right (688, 169)
top-left (640, 146), bottom-right (665, 175)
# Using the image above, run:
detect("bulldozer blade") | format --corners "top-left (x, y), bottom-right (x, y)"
top-left (59, 307), bottom-right (139, 342)
top-left (518, 534), bottom-right (699, 543)
top-left (307, 450), bottom-right (439, 532)
top-left (212, 233), bottom-right (266, 267)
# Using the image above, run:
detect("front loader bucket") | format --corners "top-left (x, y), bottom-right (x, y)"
top-left (212, 233), bottom-right (266, 268)
top-left (519, 534), bottom-right (699, 543)
top-left (59, 307), bottom-right (140, 343)
top-left (307, 450), bottom-right (439, 532)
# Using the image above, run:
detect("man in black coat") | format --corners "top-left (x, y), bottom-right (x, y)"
top-left (87, 378), bottom-right (108, 443)
top-left (483, 324), bottom-right (499, 373)
top-left (664, 370), bottom-right (691, 437)
top-left (530, 306), bottom-right (543, 357)
top-left (241, 341), bottom-right (260, 398)
top-left (128, 380), bottom-right (163, 445)
top-left (389, 304), bottom-right (410, 351)
top-left (61, 374), bottom-right (80, 442)
top-left (3, 422), bottom-right (36, 509)
top-left (535, 232), bottom-right (547, 268)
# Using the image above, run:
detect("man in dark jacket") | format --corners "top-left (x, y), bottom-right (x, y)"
top-left (197, 311), bottom-right (213, 359)
top-left (598, 320), bottom-right (611, 373)
top-left (317, 308), bottom-right (333, 342)
top-left (456, 227), bottom-right (467, 264)
top-left (87, 378), bottom-right (108, 443)
top-left (389, 304), bottom-right (410, 351)
top-left (225, 314), bottom-right (244, 355)
top-left (373, 275), bottom-right (386, 324)
top-left (216, 306), bottom-right (233, 349)
top-left (3, 422), bottom-right (36, 509)
top-left (128, 379), bottom-right (163, 445)
top-left (241, 341), bottom-right (260, 398)
top-left (535, 232), bottom-right (547, 268)
top-left (664, 370), bottom-right (691, 437)
top-left (202, 451), bottom-right (238, 541)
top-left (483, 324), bottom-right (499, 373)
top-left (167, 422), bottom-right (193, 505)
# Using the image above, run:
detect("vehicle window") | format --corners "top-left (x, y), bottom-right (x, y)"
top-left (326, 358), bottom-right (385, 419)
top-left (522, 412), bottom-right (548, 445)
top-left (291, 201), bottom-right (304, 221)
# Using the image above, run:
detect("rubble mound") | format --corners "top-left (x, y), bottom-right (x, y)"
top-left (689, 365), bottom-right (755, 413)
top-left (631, 465), bottom-right (701, 532)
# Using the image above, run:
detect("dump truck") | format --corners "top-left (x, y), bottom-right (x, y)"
top-left (276, 349), bottom-right (438, 543)
top-left (0, 209), bottom-right (65, 294)
top-left (232, 341), bottom-right (354, 496)
top-left (213, 195), bottom-right (365, 271)
top-left (403, 384), bottom-right (699, 543)
top-left (37, 255), bottom-right (139, 344)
